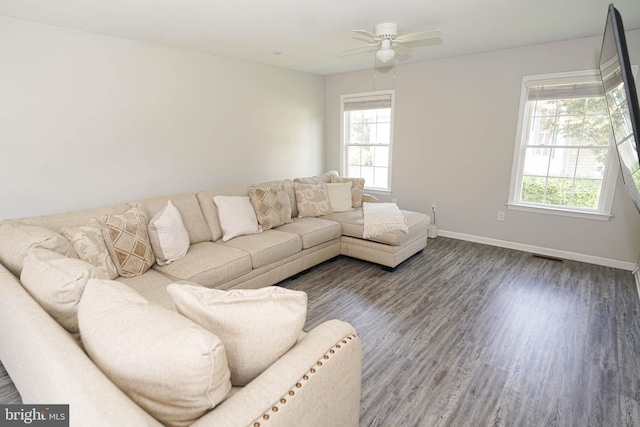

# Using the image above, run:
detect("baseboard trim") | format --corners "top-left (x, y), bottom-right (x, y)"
top-left (437, 230), bottom-right (636, 271)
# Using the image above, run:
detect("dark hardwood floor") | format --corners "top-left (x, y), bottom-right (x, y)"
top-left (1, 237), bottom-right (639, 426)
top-left (283, 237), bottom-right (640, 426)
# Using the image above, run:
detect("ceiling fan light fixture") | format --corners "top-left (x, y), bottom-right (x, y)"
top-left (376, 47), bottom-right (395, 63)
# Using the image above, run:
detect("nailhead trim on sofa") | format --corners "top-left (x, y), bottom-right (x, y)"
top-left (250, 334), bottom-right (357, 427)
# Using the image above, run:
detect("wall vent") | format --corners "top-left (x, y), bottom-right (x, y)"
top-left (532, 253), bottom-right (564, 262)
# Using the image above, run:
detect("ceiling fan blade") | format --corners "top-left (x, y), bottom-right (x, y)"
top-left (353, 29), bottom-right (377, 40)
top-left (396, 29), bottom-right (442, 43)
top-left (338, 43), bottom-right (379, 55)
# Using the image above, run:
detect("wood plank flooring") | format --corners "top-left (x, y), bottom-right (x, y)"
top-left (1, 237), bottom-right (639, 426)
top-left (282, 237), bottom-right (640, 426)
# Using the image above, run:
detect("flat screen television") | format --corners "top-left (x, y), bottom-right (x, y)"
top-left (599, 3), bottom-right (640, 213)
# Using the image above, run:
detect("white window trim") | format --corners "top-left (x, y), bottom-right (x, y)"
top-left (507, 69), bottom-right (619, 221)
top-left (340, 89), bottom-right (395, 192)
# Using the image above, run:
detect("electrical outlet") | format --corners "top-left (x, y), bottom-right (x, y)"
top-left (497, 211), bottom-right (505, 221)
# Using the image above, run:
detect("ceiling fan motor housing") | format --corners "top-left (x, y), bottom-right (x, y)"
top-left (374, 23), bottom-right (399, 39)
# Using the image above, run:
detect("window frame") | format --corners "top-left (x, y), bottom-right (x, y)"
top-left (508, 70), bottom-right (619, 220)
top-left (340, 90), bottom-right (395, 193)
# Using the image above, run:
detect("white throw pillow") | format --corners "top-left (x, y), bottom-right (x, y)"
top-left (167, 284), bottom-right (307, 386)
top-left (148, 201), bottom-right (190, 266)
top-left (213, 196), bottom-right (262, 242)
top-left (20, 248), bottom-right (107, 334)
top-left (78, 279), bottom-right (231, 427)
top-left (326, 182), bottom-right (354, 213)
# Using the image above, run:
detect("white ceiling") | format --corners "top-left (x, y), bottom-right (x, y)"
top-left (1, 0), bottom-right (639, 75)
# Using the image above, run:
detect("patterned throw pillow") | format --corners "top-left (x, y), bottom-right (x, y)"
top-left (101, 206), bottom-right (155, 278)
top-left (330, 176), bottom-right (366, 208)
top-left (62, 218), bottom-right (119, 279)
top-left (248, 182), bottom-right (292, 230)
top-left (293, 182), bottom-right (334, 218)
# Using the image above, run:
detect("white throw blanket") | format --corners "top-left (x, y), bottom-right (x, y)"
top-left (359, 202), bottom-right (409, 239)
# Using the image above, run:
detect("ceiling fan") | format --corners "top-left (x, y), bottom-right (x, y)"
top-left (340, 23), bottom-right (442, 63)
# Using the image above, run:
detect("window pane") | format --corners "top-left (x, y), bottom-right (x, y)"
top-left (523, 147), bottom-right (550, 176)
top-left (582, 114), bottom-right (612, 146)
top-left (533, 99), bottom-right (557, 116)
top-left (573, 179), bottom-right (601, 208)
top-left (361, 166), bottom-right (374, 184)
top-left (377, 108), bottom-right (391, 122)
top-left (529, 116), bottom-right (556, 146)
top-left (348, 165), bottom-right (360, 177)
top-left (373, 146), bottom-right (389, 167)
top-left (575, 148), bottom-right (607, 179)
top-left (547, 148), bottom-right (577, 178)
top-left (375, 123), bottom-right (390, 144)
top-left (373, 167), bottom-right (388, 188)
top-left (350, 123), bottom-right (365, 144)
top-left (521, 176), bottom-right (547, 204)
top-left (555, 116), bottom-right (583, 146)
top-left (348, 146), bottom-right (362, 166)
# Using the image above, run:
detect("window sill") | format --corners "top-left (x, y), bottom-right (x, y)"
top-left (364, 188), bottom-right (392, 196)
top-left (507, 203), bottom-right (613, 221)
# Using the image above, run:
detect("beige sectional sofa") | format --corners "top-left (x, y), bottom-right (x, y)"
top-left (0, 171), bottom-right (429, 426)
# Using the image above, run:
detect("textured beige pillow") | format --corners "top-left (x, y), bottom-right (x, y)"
top-left (326, 182), bottom-right (354, 213)
top-left (147, 201), bottom-right (190, 266)
top-left (293, 182), bottom-right (334, 218)
top-left (62, 218), bottom-right (119, 279)
top-left (330, 176), bottom-right (366, 208)
top-left (78, 279), bottom-right (231, 427)
top-left (101, 206), bottom-right (155, 277)
top-left (20, 248), bottom-right (107, 334)
top-left (0, 221), bottom-right (76, 277)
top-left (213, 195), bottom-right (262, 242)
top-left (167, 284), bottom-right (307, 386)
top-left (248, 181), bottom-right (292, 230)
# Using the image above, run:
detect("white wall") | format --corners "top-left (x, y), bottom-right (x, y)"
top-left (326, 31), bottom-right (640, 267)
top-left (0, 16), bottom-right (325, 219)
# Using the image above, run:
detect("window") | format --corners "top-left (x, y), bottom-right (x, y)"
top-left (341, 90), bottom-right (394, 192)
top-left (508, 71), bottom-right (618, 219)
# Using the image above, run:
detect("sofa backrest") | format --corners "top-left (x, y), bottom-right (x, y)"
top-left (4, 204), bottom-right (132, 233)
top-left (129, 192), bottom-right (212, 244)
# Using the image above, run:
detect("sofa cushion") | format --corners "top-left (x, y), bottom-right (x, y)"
top-left (20, 248), bottom-right (107, 334)
top-left (147, 201), bottom-right (190, 266)
top-left (131, 193), bottom-right (212, 244)
top-left (101, 206), bottom-right (155, 278)
top-left (293, 182), bottom-right (334, 218)
top-left (330, 176), bottom-right (366, 208)
top-left (326, 181), bottom-right (354, 213)
top-left (221, 230), bottom-right (301, 269)
top-left (276, 217), bottom-right (342, 249)
top-left (323, 208), bottom-right (430, 246)
top-left (248, 181), bottom-right (293, 230)
top-left (0, 221), bottom-right (76, 277)
top-left (167, 284), bottom-right (307, 386)
top-left (78, 279), bottom-right (231, 427)
top-left (153, 241), bottom-right (252, 288)
top-left (61, 218), bottom-right (119, 279)
top-left (213, 196), bottom-right (261, 242)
